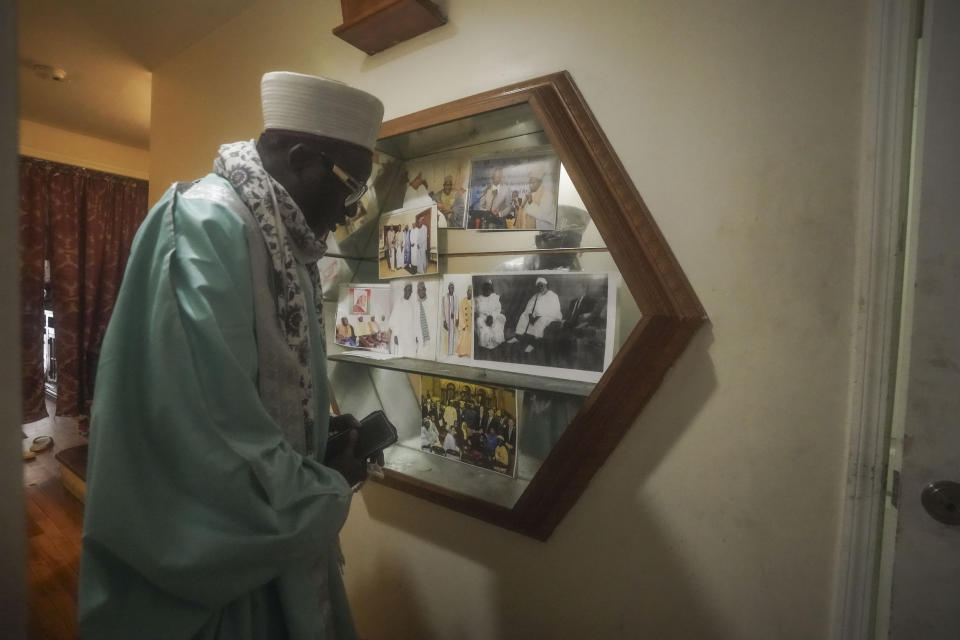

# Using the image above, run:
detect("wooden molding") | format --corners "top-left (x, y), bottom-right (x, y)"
top-left (369, 72), bottom-right (706, 539)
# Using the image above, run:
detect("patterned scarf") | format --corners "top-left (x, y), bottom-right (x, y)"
top-left (213, 140), bottom-right (327, 451)
top-left (418, 298), bottom-right (430, 341)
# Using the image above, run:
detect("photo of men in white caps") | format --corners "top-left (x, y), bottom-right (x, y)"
top-left (471, 272), bottom-right (616, 381)
top-left (388, 278), bottom-right (439, 360)
top-left (466, 153), bottom-right (560, 230)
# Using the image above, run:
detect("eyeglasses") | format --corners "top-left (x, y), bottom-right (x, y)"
top-left (319, 152), bottom-right (367, 208)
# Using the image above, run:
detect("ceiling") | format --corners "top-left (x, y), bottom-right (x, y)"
top-left (18, 0), bottom-right (254, 148)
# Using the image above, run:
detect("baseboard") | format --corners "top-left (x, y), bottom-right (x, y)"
top-left (55, 444), bottom-right (88, 504)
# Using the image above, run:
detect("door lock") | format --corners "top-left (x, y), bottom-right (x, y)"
top-left (920, 481), bottom-right (960, 525)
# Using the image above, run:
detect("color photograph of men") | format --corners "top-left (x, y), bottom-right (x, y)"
top-left (397, 158), bottom-right (469, 228)
top-left (419, 376), bottom-right (519, 477)
top-left (388, 278), bottom-right (438, 360)
top-left (335, 284), bottom-right (392, 352)
top-left (467, 153), bottom-right (560, 230)
top-left (471, 272), bottom-right (617, 382)
top-left (378, 205), bottom-right (438, 279)
top-left (437, 275), bottom-right (472, 363)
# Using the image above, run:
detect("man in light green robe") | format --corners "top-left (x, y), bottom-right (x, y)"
top-left (79, 72), bottom-right (384, 639)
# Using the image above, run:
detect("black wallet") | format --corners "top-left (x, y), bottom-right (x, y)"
top-left (326, 410), bottom-right (398, 461)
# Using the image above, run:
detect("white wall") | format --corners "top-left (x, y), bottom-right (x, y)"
top-left (151, 1), bottom-right (870, 637)
top-left (19, 118), bottom-right (149, 179)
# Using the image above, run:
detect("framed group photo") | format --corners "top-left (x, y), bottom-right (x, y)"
top-left (465, 152), bottom-right (561, 231)
top-left (378, 205), bottom-right (439, 280)
top-left (419, 375), bottom-right (519, 477)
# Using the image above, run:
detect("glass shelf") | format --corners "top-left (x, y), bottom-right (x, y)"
top-left (327, 352), bottom-right (595, 396)
top-left (326, 356), bottom-right (586, 509)
top-left (377, 103), bottom-right (545, 160)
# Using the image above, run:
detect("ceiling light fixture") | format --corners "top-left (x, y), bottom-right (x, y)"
top-left (30, 63), bottom-right (68, 82)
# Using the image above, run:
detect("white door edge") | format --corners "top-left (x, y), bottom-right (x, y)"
top-left (831, 1), bottom-right (922, 639)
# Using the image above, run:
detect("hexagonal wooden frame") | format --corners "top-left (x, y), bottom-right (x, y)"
top-left (372, 71), bottom-right (706, 540)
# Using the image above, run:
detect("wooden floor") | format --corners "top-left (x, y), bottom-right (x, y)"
top-left (23, 402), bottom-right (85, 640)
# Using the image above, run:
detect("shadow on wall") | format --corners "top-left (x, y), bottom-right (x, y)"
top-left (357, 21), bottom-right (461, 73)
top-left (352, 326), bottom-right (731, 639)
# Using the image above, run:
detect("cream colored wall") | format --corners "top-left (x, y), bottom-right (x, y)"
top-left (151, 1), bottom-right (869, 638)
top-left (19, 119), bottom-right (149, 179)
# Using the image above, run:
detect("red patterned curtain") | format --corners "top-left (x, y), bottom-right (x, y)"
top-left (19, 156), bottom-right (148, 420)
top-left (19, 158), bottom-right (51, 423)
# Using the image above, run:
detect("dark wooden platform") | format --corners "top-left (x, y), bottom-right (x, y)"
top-left (23, 408), bottom-right (86, 639)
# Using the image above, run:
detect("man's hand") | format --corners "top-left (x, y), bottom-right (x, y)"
top-left (326, 415), bottom-right (367, 487)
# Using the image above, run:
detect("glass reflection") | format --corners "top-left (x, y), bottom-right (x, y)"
top-left (323, 99), bottom-right (639, 508)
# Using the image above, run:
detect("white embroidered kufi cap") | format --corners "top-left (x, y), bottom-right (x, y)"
top-left (261, 71), bottom-right (384, 151)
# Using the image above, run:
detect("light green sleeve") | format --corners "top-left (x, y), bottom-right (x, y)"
top-left (81, 185), bottom-right (352, 623)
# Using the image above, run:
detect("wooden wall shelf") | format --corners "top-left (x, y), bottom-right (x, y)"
top-left (331, 72), bottom-right (706, 540)
top-left (333, 0), bottom-right (447, 56)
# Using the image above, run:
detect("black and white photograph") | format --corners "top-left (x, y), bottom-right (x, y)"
top-left (419, 376), bottom-right (519, 477)
top-left (387, 278), bottom-right (439, 361)
top-left (471, 271), bottom-right (618, 382)
top-left (466, 152), bottom-right (561, 230)
top-left (400, 157), bottom-right (470, 228)
top-left (437, 275), bottom-right (473, 364)
top-left (333, 284), bottom-right (393, 352)
top-left (378, 205), bottom-right (439, 279)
